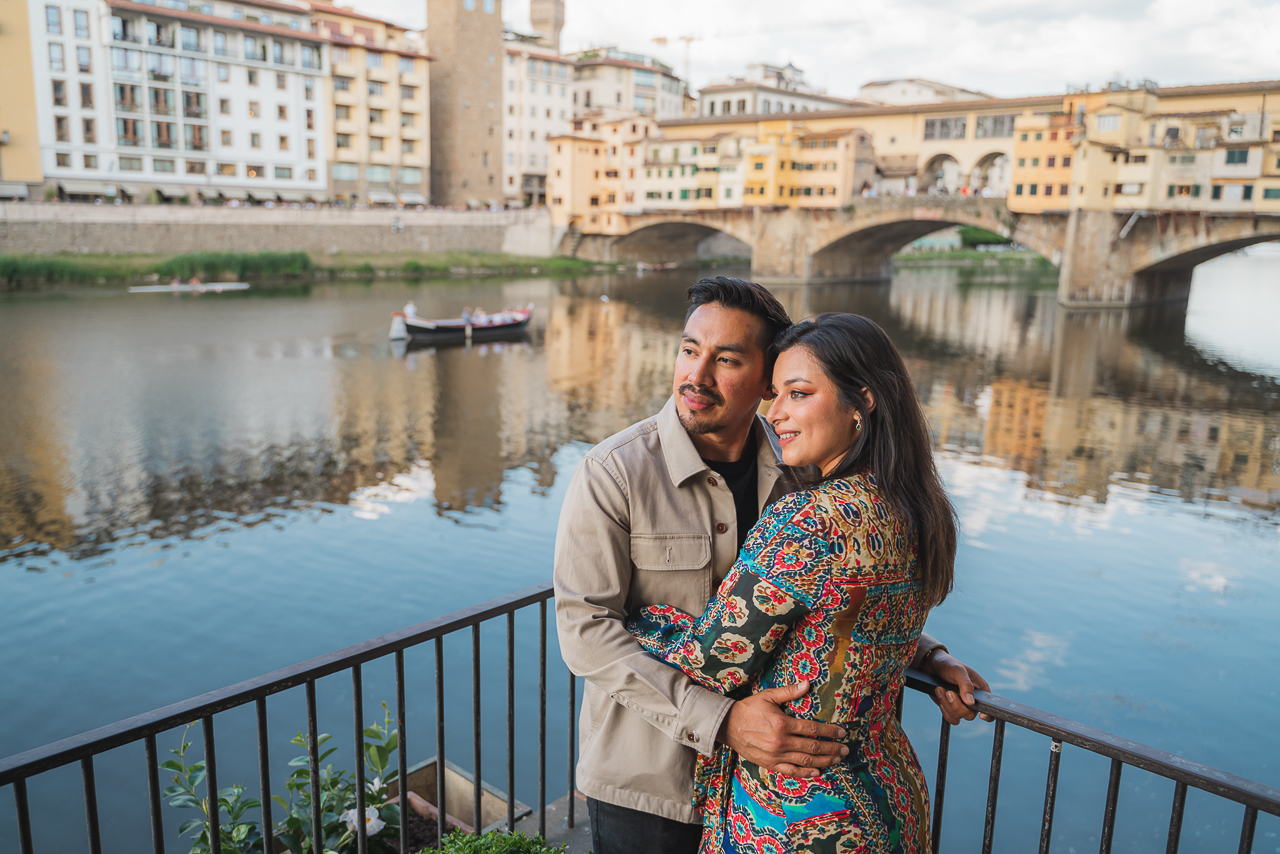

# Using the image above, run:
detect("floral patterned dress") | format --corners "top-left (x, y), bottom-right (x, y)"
top-left (625, 474), bottom-right (931, 854)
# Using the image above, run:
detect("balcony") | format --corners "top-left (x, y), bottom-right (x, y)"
top-left (214, 46), bottom-right (235, 57)
top-left (184, 108), bottom-right (206, 119)
top-left (113, 33), bottom-right (140, 44)
top-left (148, 37), bottom-right (174, 49)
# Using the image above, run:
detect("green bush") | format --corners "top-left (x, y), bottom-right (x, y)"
top-left (153, 251), bottom-right (313, 280)
top-left (422, 830), bottom-right (570, 854)
top-left (0, 256), bottom-right (108, 287)
top-left (958, 226), bottom-right (1011, 247)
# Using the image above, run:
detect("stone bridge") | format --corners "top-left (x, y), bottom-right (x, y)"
top-left (563, 198), bottom-right (1280, 307)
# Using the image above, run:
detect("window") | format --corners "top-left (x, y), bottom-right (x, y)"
top-left (400, 57), bottom-right (415, 74)
top-left (332, 162), bottom-right (358, 181)
top-left (120, 156), bottom-right (142, 171)
top-left (401, 139), bottom-right (415, 153)
top-left (1017, 158), bottom-right (1025, 167)
top-left (306, 138), bottom-right (315, 158)
top-left (246, 164), bottom-right (265, 178)
top-left (80, 83), bottom-right (93, 108)
top-left (923, 117), bottom-right (966, 140)
top-left (368, 81), bottom-right (384, 97)
top-left (1015, 184), bottom-right (1023, 195)
top-left (1031, 158), bottom-right (1039, 167)
top-left (366, 51), bottom-right (383, 69)
top-left (278, 105), bottom-right (287, 120)
top-left (116, 118), bottom-right (142, 146)
top-left (216, 163), bottom-right (235, 176)
top-left (1047, 156), bottom-right (1056, 168)
top-left (369, 108), bottom-right (383, 123)
top-left (46, 5), bottom-right (61, 34)
top-left (335, 133), bottom-right (350, 148)
top-left (304, 79), bottom-right (313, 101)
top-left (220, 130), bottom-right (231, 145)
top-left (49, 43), bottom-right (65, 71)
top-left (74, 9), bottom-right (88, 37)
top-left (180, 26), bottom-right (199, 51)
top-left (1096, 114), bottom-right (1119, 132)
top-left (217, 64), bottom-right (229, 82)
top-left (275, 166), bottom-right (292, 179)
top-left (332, 46), bottom-right (350, 64)
top-left (219, 98), bottom-right (230, 115)
top-left (400, 112), bottom-right (416, 127)
top-left (214, 32), bottom-right (228, 56)
top-left (398, 166), bottom-right (421, 183)
top-left (186, 160), bottom-right (206, 174)
top-left (115, 84), bottom-right (140, 112)
top-left (306, 109), bottom-right (313, 130)
top-left (1029, 184), bottom-right (1038, 195)
top-left (1212, 185), bottom-right (1222, 200)
top-left (76, 47), bottom-right (91, 73)
top-left (52, 80), bottom-right (68, 106)
top-left (1035, 132), bottom-right (1042, 141)
top-left (369, 136), bottom-right (384, 151)
top-left (54, 116), bottom-right (70, 142)
top-left (1131, 155), bottom-right (1146, 164)
top-left (1063, 156), bottom-right (1073, 167)
top-left (974, 115), bottom-right (1016, 138)
top-left (250, 132), bottom-right (260, 148)
top-left (184, 91), bottom-right (206, 118)
top-left (277, 134), bottom-right (287, 150)
top-left (55, 152), bottom-right (71, 167)
top-left (334, 76), bottom-right (352, 91)
top-left (1226, 148), bottom-right (1249, 164)
top-left (367, 164), bottom-right (390, 182)
top-left (248, 100), bottom-right (259, 117)
top-left (1264, 188), bottom-right (1280, 199)
top-left (1060, 184), bottom-right (1068, 195)
top-left (401, 85), bottom-right (418, 100)
top-left (82, 118), bottom-right (95, 143)
top-left (276, 73), bottom-right (286, 90)
top-left (334, 105), bottom-right (352, 121)
top-left (183, 124), bottom-right (207, 151)
top-left (153, 158), bottom-right (174, 172)
top-left (247, 69), bottom-right (258, 86)
top-left (589, 196), bottom-right (599, 206)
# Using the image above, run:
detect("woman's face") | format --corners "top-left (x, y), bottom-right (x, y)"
top-left (765, 346), bottom-right (863, 476)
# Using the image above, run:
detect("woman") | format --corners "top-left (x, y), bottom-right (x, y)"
top-left (626, 313), bottom-right (957, 854)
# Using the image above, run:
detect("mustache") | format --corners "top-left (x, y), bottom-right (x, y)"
top-left (678, 383), bottom-right (723, 406)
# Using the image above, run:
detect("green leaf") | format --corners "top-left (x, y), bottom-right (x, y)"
top-left (162, 785), bottom-right (186, 798)
top-left (362, 724), bottom-right (382, 740)
top-left (177, 818), bottom-right (203, 836)
top-left (384, 732), bottom-right (398, 753)
top-left (169, 795), bottom-right (202, 810)
top-left (315, 733), bottom-right (332, 746)
top-left (160, 759), bottom-right (186, 772)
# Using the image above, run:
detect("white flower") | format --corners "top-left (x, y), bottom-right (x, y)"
top-left (366, 776), bottom-right (382, 794)
top-left (340, 806), bottom-right (386, 836)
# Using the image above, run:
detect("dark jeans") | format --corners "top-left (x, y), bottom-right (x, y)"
top-left (587, 797), bottom-right (703, 854)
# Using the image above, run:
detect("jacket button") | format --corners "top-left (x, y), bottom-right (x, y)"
top-left (686, 731), bottom-right (699, 743)
top-left (707, 476), bottom-right (718, 487)
top-left (716, 522), bottom-right (728, 534)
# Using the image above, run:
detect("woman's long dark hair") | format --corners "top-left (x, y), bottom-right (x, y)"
top-left (775, 313), bottom-right (956, 605)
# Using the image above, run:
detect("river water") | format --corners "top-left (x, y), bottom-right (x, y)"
top-left (2, 258), bottom-right (1278, 853)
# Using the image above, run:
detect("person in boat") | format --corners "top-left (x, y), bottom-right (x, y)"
top-left (461, 307), bottom-right (473, 325)
top-left (554, 277), bottom-right (989, 854)
top-left (404, 301), bottom-right (418, 319)
top-left (189, 276), bottom-right (202, 288)
top-left (170, 276), bottom-right (182, 288)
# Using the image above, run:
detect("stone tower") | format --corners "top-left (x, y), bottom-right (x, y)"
top-left (427, 0), bottom-right (504, 206)
top-left (530, 0), bottom-right (564, 53)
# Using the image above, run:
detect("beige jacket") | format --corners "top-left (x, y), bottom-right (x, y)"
top-left (554, 396), bottom-right (940, 822)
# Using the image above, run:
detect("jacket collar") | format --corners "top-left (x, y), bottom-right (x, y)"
top-left (658, 396), bottom-right (782, 488)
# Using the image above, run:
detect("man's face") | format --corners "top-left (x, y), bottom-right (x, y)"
top-left (673, 303), bottom-right (772, 437)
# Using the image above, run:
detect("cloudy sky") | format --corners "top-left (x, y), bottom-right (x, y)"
top-left (349, 0), bottom-right (1280, 99)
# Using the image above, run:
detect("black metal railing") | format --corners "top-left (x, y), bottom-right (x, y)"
top-left (2, 582), bottom-right (1278, 854)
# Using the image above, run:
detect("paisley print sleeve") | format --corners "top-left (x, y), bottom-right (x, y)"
top-left (625, 494), bottom-right (836, 695)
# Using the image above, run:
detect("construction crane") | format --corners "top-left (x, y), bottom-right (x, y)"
top-left (650, 35), bottom-right (699, 88)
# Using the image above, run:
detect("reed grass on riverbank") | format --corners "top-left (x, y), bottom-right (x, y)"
top-left (0, 250), bottom-right (620, 290)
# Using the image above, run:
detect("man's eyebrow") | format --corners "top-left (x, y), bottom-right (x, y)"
top-left (679, 336), bottom-right (746, 355)
top-left (681, 335), bottom-right (699, 345)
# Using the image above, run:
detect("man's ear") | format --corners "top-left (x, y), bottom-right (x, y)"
top-left (761, 387), bottom-right (777, 401)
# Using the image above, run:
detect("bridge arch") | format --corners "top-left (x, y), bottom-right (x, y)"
top-left (919, 154), bottom-right (962, 194)
top-left (970, 152), bottom-right (1011, 195)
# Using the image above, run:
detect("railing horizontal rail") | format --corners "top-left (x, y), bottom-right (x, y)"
top-left (905, 671), bottom-right (1280, 818)
top-left (0, 581), bottom-right (554, 787)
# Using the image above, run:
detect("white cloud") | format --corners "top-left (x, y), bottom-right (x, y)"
top-left (993, 630), bottom-right (1069, 692)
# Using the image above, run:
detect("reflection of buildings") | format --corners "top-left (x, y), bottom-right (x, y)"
top-left (984, 379), bottom-right (1049, 474)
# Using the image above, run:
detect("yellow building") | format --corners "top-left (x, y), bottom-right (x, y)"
top-left (0, 0), bottom-right (43, 196)
top-left (309, 1), bottom-right (430, 205)
top-left (1007, 114), bottom-right (1079, 211)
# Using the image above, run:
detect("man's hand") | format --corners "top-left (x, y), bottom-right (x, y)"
top-left (923, 651), bottom-right (994, 725)
top-left (719, 682), bottom-right (848, 778)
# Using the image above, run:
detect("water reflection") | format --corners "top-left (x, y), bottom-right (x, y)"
top-left (1, 266), bottom-right (1277, 570)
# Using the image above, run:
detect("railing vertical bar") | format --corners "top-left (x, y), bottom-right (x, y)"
top-left (201, 717), bottom-right (221, 854)
top-left (506, 611), bottom-right (516, 834)
top-left (82, 756), bottom-right (103, 854)
top-left (472, 623), bottom-right (483, 835)
top-left (352, 665), bottom-right (368, 854)
top-left (255, 698), bottom-right (272, 854)
top-left (981, 718), bottom-right (1006, 854)
top-left (395, 650), bottom-right (408, 854)
top-left (1038, 738), bottom-right (1063, 854)
top-left (435, 637), bottom-right (446, 851)
top-left (538, 600), bottom-right (547, 839)
top-left (306, 680), bottom-right (322, 854)
top-left (1165, 781), bottom-right (1187, 854)
top-left (930, 715), bottom-right (950, 854)
top-left (145, 734), bottom-right (166, 854)
top-left (1099, 758), bottom-right (1123, 854)
top-left (13, 777), bottom-right (34, 854)
top-left (568, 670), bottom-right (576, 830)
top-left (1238, 805), bottom-right (1257, 854)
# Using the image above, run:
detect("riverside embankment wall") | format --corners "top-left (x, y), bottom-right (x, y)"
top-left (0, 204), bottom-right (554, 257)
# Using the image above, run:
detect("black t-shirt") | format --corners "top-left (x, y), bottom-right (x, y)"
top-left (703, 431), bottom-right (760, 552)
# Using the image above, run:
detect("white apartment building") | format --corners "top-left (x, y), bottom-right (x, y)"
top-left (566, 48), bottom-right (684, 120)
top-left (858, 78), bottom-right (992, 106)
top-left (697, 63), bottom-right (861, 118)
top-left (502, 42), bottom-right (572, 206)
top-left (28, 0), bottom-right (327, 202)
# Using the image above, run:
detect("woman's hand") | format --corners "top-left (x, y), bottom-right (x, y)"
top-left (922, 651), bottom-right (994, 724)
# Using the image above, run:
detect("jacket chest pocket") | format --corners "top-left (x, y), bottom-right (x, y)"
top-left (630, 533), bottom-right (710, 571)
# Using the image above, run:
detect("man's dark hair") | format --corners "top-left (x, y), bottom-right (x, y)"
top-left (685, 276), bottom-right (792, 367)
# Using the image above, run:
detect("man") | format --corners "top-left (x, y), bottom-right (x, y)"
top-left (555, 277), bottom-right (989, 854)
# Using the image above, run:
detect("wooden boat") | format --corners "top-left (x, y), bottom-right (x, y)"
top-left (389, 305), bottom-right (533, 342)
top-left (128, 282), bottom-right (250, 293)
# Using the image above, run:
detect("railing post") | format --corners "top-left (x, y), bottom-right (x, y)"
top-left (568, 671), bottom-right (576, 829)
top-left (1038, 739), bottom-right (1063, 854)
top-left (1165, 781), bottom-right (1187, 854)
top-left (145, 734), bottom-right (166, 854)
top-left (14, 778), bottom-right (34, 854)
top-left (1099, 758), bottom-right (1123, 854)
top-left (435, 638), bottom-right (446, 851)
top-left (931, 715), bottom-right (950, 854)
top-left (981, 719), bottom-right (1005, 854)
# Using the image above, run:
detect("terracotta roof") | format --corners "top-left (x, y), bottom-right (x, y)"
top-left (698, 82), bottom-right (865, 105)
top-left (308, 2), bottom-right (408, 29)
top-left (659, 94), bottom-right (1062, 128)
top-left (505, 46), bottom-right (573, 63)
top-left (576, 56), bottom-right (677, 75)
top-left (1158, 79), bottom-right (1280, 96)
top-left (1148, 110), bottom-right (1234, 118)
top-left (322, 32), bottom-right (429, 59)
top-left (106, 0), bottom-right (327, 42)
